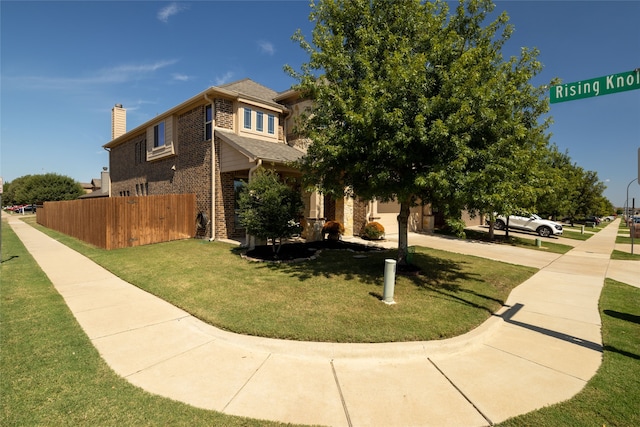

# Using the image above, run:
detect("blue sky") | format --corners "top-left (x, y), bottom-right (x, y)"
top-left (1, 1), bottom-right (638, 208)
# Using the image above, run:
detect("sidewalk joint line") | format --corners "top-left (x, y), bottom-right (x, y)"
top-left (428, 357), bottom-right (494, 426)
top-left (123, 339), bottom-right (216, 378)
top-left (222, 353), bottom-right (271, 413)
top-left (331, 359), bottom-right (353, 427)
top-left (483, 343), bottom-right (593, 382)
top-left (89, 314), bottom-right (192, 340)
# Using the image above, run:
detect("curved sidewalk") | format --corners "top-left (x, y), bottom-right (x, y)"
top-left (7, 217), bottom-right (625, 426)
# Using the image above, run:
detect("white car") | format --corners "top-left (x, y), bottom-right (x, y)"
top-left (493, 214), bottom-right (563, 237)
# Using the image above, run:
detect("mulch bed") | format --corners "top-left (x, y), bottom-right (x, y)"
top-left (242, 240), bottom-right (422, 275)
top-left (243, 239), bottom-right (386, 262)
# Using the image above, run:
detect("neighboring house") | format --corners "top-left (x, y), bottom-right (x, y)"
top-left (81, 178), bottom-right (101, 194)
top-left (103, 78), bottom-right (456, 241)
top-left (78, 168), bottom-right (111, 199)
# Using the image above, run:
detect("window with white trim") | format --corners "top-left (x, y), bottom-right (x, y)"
top-left (244, 108), bottom-right (252, 129)
top-left (267, 114), bottom-right (275, 134)
top-left (256, 111), bottom-right (264, 132)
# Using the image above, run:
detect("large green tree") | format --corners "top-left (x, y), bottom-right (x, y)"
top-left (536, 149), bottom-right (613, 222)
top-left (462, 38), bottom-right (553, 239)
top-left (3, 174), bottom-right (84, 206)
top-left (288, 0), bottom-right (547, 263)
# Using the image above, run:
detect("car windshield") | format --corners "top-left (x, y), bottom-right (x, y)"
top-left (531, 214), bottom-right (542, 220)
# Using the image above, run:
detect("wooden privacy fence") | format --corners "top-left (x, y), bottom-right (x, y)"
top-left (36, 194), bottom-right (196, 250)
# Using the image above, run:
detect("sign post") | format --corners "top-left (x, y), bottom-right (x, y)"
top-left (550, 69), bottom-right (640, 104)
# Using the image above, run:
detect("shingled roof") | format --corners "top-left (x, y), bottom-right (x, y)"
top-left (218, 78), bottom-right (279, 103)
top-left (216, 128), bottom-right (303, 164)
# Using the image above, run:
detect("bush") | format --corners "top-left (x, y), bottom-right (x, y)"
top-left (322, 220), bottom-right (344, 240)
top-left (361, 221), bottom-right (385, 240)
top-left (237, 168), bottom-right (303, 255)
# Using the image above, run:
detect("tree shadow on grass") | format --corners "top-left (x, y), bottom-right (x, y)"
top-left (240, 244), bottom-right (504, 314)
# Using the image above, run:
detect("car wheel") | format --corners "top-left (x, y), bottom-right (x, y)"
top-left (538, 226), bottom-right (552, 237)
top-left (494, 220), bottom-right (506, 230)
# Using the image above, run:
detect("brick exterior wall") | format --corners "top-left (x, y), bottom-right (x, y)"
top-left (110, 105), bottom-right (215, 238)
top-left (215, 98), bottom-right (233, 130)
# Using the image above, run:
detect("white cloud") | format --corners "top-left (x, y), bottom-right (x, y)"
top-left (258, 40), bottom-right (275, 55)
top-left (214, 72), bottom-right (234, 86)
top-left (157, 3), bottom-right (186, 23)
top-left (172, 73), bottom-right (191, 82)
top-left (101, 59), bottom-right (179, 82)
top-left (6, 59), bottom-right (179, 90)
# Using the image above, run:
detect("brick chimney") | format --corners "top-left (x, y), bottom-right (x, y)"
top-left (111, 104), bottom-right (126, 140)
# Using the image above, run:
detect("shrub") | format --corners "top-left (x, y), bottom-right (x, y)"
top-left (362, 221), bottom-right (385, 240)
top-left (237, 168), bottom-right (304, 255)
top-left (322, 220), bottom-right (344, 240)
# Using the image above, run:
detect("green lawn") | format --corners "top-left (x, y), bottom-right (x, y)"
top-left (559, 228), bottom-right (592, 241)
top-left (20, 217), bottom-right (536, 343)
top-left (611, 249), bottom-right (640, 261)
top-left (462, 228), bottom-right (573, 254)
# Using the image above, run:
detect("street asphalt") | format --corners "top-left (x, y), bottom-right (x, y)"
top-left (5, 214), bottom-right (638, 426)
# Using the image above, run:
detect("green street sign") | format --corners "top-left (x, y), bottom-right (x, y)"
top-left (550, 69), bottom-right (640, 104)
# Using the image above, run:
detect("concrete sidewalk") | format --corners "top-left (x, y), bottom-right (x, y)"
top-left (6, 216), bottom-right (631, 426)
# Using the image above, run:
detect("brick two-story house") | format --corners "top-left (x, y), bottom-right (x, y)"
top-left (104, 78), bottom-right (442, 242)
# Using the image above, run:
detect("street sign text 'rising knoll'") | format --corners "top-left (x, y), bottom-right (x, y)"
top-left (550, 69), bottom-right (640, 104)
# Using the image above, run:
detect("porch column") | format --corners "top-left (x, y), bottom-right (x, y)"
top-left (335, 196), bottom-right (354, 237)
top-left (303, 190), bottom-right (325, 241)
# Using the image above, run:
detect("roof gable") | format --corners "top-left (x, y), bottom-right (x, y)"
top-left (218, 78), bottom-right (279, 103)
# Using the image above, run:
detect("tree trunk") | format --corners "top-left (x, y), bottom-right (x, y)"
top-left (397, 200), bottom-right (410, 265)
top-left (505, 216), bottom-right (510, 238)
top-left (488, 217), bottom-right (495, 240)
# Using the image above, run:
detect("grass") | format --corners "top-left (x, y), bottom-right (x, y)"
top-left (20, 217), bottom-right (536, 343)
top-left (0, 219), bottom-right (289, 427)
top-left (611, 249), bottom-right (640, 261)
top-left (613, 220), bottom-right (640, 259)
top-left (615, 235), bottom-right (639, 245)
top-left (462, 229), bottom-right (573, 254)
top-left (559, 229), bottom-right (592, 241)
top-left (497, 279), bottom-right (640, 426)
top-left (563, 223), bottom-right (603, 234)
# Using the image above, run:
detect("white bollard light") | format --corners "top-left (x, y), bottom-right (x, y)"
top-left (383, 259), bottom-right (397, 305)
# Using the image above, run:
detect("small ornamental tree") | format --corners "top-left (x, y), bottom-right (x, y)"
top-left (238, 168), bottom-right (304, 256)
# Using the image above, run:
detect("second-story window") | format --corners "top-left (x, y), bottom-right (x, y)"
top-left (256, 111), bottom-right (264, 132)
top-left (205, 105), bottom-right (212, 140)
top-left (154, 122), bottom-right (165, 147)
top-left (267, 114), bottom-right (275, 135)
top-left (244, 108), bottom-right (252, 129)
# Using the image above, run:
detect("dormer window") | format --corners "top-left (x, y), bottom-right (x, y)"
top-left (243, 108), bottom-right (252, 129)
top-left (256, 111), bottom-right (264, 132)
top-left (268, 114), bottom-right (275, 135)
top-left (239, 105), bottom-right (277, 138)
